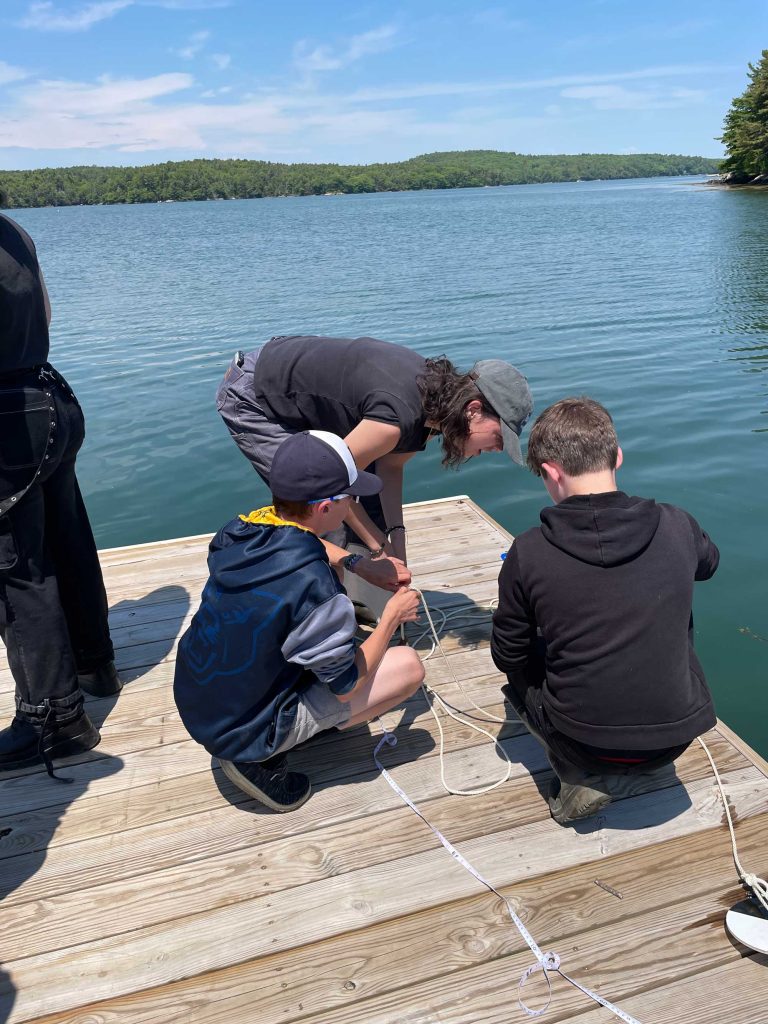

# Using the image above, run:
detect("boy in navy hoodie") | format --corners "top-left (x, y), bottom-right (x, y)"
top-left (491, 398), bottom-right (719, 824)
top-left (174, 430), bottom-right (424, 812)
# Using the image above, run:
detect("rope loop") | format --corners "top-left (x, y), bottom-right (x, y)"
top-left (517, 959), bottom-right (555, 1018)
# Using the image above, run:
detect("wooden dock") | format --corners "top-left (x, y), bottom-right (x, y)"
top-left (1, 495), bottom-right (766, 1024)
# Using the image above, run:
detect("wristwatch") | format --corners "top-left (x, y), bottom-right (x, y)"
top-left (342, 553), bottom-right (365, 574)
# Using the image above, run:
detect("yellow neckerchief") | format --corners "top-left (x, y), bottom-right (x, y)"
top-left (238, 505), bottom-right (313, 534)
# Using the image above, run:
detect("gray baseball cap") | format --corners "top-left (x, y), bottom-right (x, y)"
top-left (472, 360), bottom-right (533, 465)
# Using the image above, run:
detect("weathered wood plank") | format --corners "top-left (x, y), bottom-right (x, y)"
top-left (0, 732), bottom-right (751, 957)
top-left (19, 813), bottom-right (765, 1024)
top-left (3, 497), bottom-right (767, 1024)
top-left (0, 730), bottom-right (746, 915)
top-left (554, 954), bottom-right (768, 1024)
top-left (2, 767), bottom-right (765, 1023)
top-left (0, 694), bottom-right (525, 814)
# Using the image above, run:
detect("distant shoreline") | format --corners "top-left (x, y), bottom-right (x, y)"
top-left (0, 150), bottom-right (721, 210)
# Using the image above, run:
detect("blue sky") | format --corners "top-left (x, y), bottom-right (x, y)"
top-left (0, 0), bottom-right (764, 169)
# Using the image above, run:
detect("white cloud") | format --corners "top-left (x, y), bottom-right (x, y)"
top-left (174, 30), bottom-right (210, 59)
top-left (18, 0), bottom-right (229, 31)
top-left (347, 64), bottom-right (735, 103)
top-left (19, 0), bottom-right (134, 31)
top-left (211, 53), bottom-right (231, 70)
top-left (20, 73), bottom-right (194, 115)
top-left (561, 84), bottom-right (706, 110)
top-left (293, 24), bottom-right (399, 76)
top-left (0, 72), bottom-right (296, 152)
top-left (0, 62), bottom-right (30, 86)
top-left (0, 49), bottom-right (725, 161)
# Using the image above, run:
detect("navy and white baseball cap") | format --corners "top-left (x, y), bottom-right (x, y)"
top-left (269, 430), bottom-right (383, 501)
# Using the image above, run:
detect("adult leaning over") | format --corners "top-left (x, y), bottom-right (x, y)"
top-left (216, 335), bottom-right (533, 587)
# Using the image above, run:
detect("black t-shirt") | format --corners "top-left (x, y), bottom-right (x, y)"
top-left (253, 335), bottom-right (430, 453)
top-left (0, 214), bottom-right (50, 372)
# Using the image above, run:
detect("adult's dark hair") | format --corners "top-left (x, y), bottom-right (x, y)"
top-left (417, 356), bottom-right (495, 468)
top-left (272, 495), bottom-right (314, 520)
top-left (526, 397), bottom-right (618, 477)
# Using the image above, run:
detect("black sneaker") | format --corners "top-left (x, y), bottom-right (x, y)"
top-left (219, 753), bottom-right (311, 812)
top-left (0, 710), bottom-right (100, 777)
top-left (78, 661), bottom-right (123, 697)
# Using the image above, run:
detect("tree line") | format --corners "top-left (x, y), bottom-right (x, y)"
top-left (0, 151), bottom-right (720, 209)
top-left (720, 49), bottom-right (768, 185)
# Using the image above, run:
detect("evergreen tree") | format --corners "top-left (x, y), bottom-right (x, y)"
top-left (720, 49), bottom-right (768, 182)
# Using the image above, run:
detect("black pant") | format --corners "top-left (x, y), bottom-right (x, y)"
top-left (503, 673), bottom-right (687, 779)
top-left (0, 365), bottom-right (113, 724)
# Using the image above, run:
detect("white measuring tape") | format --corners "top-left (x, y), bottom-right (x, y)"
top-left (374, 729), bottom-right (643, 1023)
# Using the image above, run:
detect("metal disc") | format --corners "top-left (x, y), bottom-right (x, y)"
top-left (725, 899), bottom-right (768, 954)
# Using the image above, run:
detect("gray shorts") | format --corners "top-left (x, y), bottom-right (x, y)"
top-left (272, 682), bottom-right (352, 755)
top-left (216, 347), bottom-right (347, 545)
top-left (215, 348), bottom-right (298, 484)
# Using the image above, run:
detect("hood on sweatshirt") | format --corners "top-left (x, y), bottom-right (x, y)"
top-left (207, 507), bottom-right (324, 590)
top-left (539, 491), bottom-right (661, 567)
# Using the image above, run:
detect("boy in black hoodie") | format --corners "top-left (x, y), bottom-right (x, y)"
top-left (491, 397), bottom-right (719, 824)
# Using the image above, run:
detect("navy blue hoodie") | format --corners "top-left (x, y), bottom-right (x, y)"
top-left (174, 508), bottom-right (358, 762)
top-left (491, 491), bottom-right (719, 749)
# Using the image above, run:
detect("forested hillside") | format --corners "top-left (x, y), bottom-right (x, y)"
top-left (0, 150), bottom-right (721, 209)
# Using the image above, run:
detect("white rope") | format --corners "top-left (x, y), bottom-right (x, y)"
top-left (372, 581), bottom-right (643, 1021)
top-left (373, 729), bottom-right (642, 1023)
top-left (697, 736), bottom-right (768, 914)
top-left (397, 585), bottom-right (514, 795)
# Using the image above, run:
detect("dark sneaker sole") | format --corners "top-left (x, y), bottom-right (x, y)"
top-left (0, 724), bottom-right (100, 772)
top-left (549, 791), bottom-right (612, 825)
top-left (46, 724), bottom-right (101, 760)
top-left (218, 758), bottom-right (312, 812)
top-left (0, 748), bottom-right (41, 771)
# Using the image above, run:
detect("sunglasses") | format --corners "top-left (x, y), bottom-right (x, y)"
top-left (307, 494), bottom-right (360, 504)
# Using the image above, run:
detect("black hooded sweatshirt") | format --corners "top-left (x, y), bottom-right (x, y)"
top-left (491, 491), bottom-right (719, 749)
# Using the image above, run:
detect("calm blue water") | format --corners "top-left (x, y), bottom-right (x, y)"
top-left (11, 177), bottom-right (768, 756)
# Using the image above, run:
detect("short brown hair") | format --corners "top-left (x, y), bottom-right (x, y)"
top-left (526, 397), bottom-right (618, 477)
top-left (272, 495), bottom-right (313, 520)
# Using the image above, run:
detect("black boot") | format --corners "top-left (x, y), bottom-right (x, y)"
top-left (78, 661), bottom-right (123, 697)
top-left (0, 707), bottom-right (100, 777)
top-left (219, 753), bottom-right (311, 812)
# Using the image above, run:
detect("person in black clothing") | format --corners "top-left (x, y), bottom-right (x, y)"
top-left (216, 337), bottom-right (533, 590)
top-left (491, 397), bottom-right (719, 824)
top-left (0, 200), bottom-right (121, 778)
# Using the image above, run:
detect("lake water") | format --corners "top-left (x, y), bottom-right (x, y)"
top-left (11, 176), bottom-right (768, 757)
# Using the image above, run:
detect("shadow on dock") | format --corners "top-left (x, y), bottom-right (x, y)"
top-left (0, 751), bottom-right (126, 1024)
top-left (108, 584), bottom-right (191, 687)
top-left (0, 585), bottom-right (190, 1024)
top-left (212, 716), bottom-right (438, 816)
